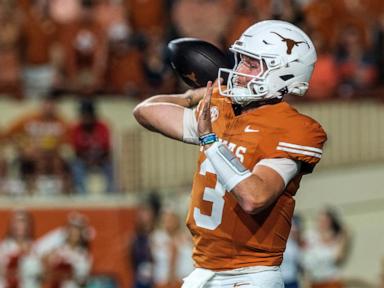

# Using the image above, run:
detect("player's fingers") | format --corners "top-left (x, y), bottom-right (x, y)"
top-left (200, 81), bottom-right (213, 121)
top-left (204, 81), bottom-right (213, 104)
top-left (213, 77), bottom-right (223, 87)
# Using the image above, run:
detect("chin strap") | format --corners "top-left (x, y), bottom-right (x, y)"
top-left (232, 98), bottom-right (282, 116)
top-left (289, 82), bottom-right (309, 96)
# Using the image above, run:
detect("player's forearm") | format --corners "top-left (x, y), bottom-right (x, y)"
top-left (142, 94), bottom-right (192, 107)
top-left (203, 142), bottom-right (285, 214)
top-left (133, 88), bottom-right (205, 141)
top-left (140, 88), bottom-right (204, 108)
top-left (133, 102), bottom-right (184, 140)
top-left (231, 174), bottom-right (281, 214)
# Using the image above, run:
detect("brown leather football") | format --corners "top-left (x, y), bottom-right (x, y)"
top-left (167, 38), bottom-right (231, 88)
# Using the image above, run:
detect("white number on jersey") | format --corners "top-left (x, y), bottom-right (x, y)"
top-left (193, 158), bottom-right (225, 230)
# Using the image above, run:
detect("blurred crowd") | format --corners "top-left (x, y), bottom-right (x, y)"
top-left (0, 197), bottom-right (195, 288)
top-left (0, 1), bottom-right (383, 287)
top-left (0, 0), bottom-right (383, 196)
top-left (129, 198), bottom-right (383, 288)
top-left (281, 207), bottom-right (352, 288)
top-left (0, 209), bottom-right (93, 288)
top-left (0, 0), bottom-right (383, 101)
top-left (0, 97), bottom-right (115, 196)
top-left (129, 194), bottom-right (194, 288)
top-left (4, 201), bottom-right (384, 288)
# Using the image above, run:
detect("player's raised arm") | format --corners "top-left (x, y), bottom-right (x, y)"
top-left (134, 37), bottom-right (229, 144)
top-left (132, 87), bottom-right (206, 143)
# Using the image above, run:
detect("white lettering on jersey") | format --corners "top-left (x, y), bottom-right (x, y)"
top-left (235, 146), bottom-right (246, 163)
top-left (219, 138), bottom-right (247, 163)
top-left (199, 138), bottom-right (247, 163)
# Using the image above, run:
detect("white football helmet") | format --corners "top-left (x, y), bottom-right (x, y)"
top-left (218, 20), bottom-right (317, 105)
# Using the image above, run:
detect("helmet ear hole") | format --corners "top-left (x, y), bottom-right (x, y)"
top-left (267, 58), bottom-right (280, 68)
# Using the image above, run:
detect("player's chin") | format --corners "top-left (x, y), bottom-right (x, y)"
top-left (229, 86), bottom-right (255, 105)
top-left (231, 86), bottom-right (252, 96)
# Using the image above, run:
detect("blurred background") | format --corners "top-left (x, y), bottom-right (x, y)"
top-left (0, 0), bottom-right (383, 287)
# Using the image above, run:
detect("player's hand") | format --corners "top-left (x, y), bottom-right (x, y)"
top-left (184, 87), bottom-right (206, 108)
top-left (185, 78), bottom-right (222, 108)
top-left (198, 81), bottom-right (214, 136)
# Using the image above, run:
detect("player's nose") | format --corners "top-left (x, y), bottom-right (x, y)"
top-left (236, 75), bottom-right (248, 86)
top-left (236, 64), bottom-right (254, 82)
top-left (236, 62), bottom-right (249, 74)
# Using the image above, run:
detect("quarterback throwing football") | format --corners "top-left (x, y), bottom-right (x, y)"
top-left (134, 20), bottom-right (327, 288)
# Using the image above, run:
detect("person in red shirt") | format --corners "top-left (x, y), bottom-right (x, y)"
top-left (70, 99), bottom-right (114, 194)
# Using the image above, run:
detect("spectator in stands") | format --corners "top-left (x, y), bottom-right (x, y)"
top-left (60, 0), bottom-right (107, 96)
top-left (0, 1), bottom-right (22, 99)
top-left (223, 0), bottom-right (258, 49)
top-left (0, 209), bottom-right (42, 288)
top-left (48, 0), bottom-right (81, 25)
top-left (270, 0), bottom-right (305, 26)
top-left (152, 208), bottom-right (194, 288)
top-left (129, 203), bottom-right (156, 288)
top-left (125, 0), bottom-right (167, 36)
top-left (142, 28), bottom-right (176, 97)
top-left (373, 11), bottom-right (384, 86)
top-left (19, 0), bottom-right (58, 99)
top-left (3, 95), bottom-right (71, 195)
top-left (281, 214), bottom-right (304, 288)
top-left (105, 20), bottom-right (146, 97)
top-left (301, 207), bottom-right (351, 288)
top-left (171, 0), bottom-right (231, 47)
top-left (70, 99), bottom-right (115, 194)
top-left (94, 0), bottom-right (127, 31)
top-left (335, 26), bottom-right (377, 98)
top-left (43, 212), bottom-right (93, 288)
top-left (306, 32), bottom-right (340, 100)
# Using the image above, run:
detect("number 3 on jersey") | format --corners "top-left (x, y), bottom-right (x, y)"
top-left (193, 158), bottom-right (225, 230)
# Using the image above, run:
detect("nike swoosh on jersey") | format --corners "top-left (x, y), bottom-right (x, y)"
top-left (244, 125), bottom-right (260, 133)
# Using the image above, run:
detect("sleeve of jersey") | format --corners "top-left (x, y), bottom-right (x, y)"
top-left (260, 121), bottom-right (327, 174)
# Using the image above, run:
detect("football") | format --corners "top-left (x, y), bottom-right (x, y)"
top-left (167, 38), bottom-right (231, 88)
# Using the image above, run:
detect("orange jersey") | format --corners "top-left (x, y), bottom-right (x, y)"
top-left (186, 89), bottom-right (327, 271)
top-left (4, 113), bottom-right (70, 151)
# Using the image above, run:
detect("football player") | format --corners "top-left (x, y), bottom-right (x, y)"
top-left (133, 20), bottom-right (327, 288)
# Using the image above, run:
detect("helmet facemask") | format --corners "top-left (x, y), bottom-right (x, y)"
top-left (219, 51), bottom-right (282, 106)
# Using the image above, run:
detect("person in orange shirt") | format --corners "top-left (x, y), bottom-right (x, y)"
top-left (134, 20), bottom-right (327, 288)
top-left (0, 2), bottom-right (22, 99)
top-left (4, 96), bottom-right (71, 195)
top-left (18, 0), bottom-right (58, 99)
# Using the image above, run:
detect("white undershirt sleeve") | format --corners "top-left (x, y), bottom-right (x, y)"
top-left (255, 158), bottom-right (299, 187)
top-left (182, 108), bottom-right (199, 144)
